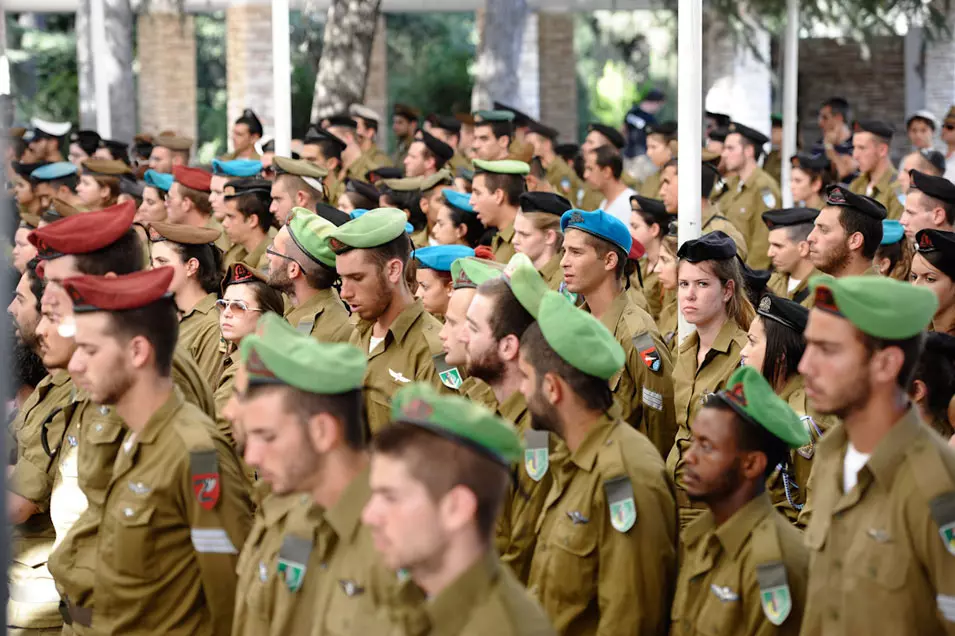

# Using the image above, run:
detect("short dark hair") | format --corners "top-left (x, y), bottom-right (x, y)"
top-left (415, 141), bottom-right (449, 171)
top-left (759, 314), bottom-right (806, 390)
top-left (476, 172), bottom-right (524, 207)
top-left (702, 398), bottom-right (790, 479)
top-left (25, 258), bottom-right (46, 314)
top-left (837, 208), bottom-right (882, 259)
top-left (861, 331), bottom-right (926, 391)
top-left (34, 174), bottom-right (78, 192)
top-left (784, 222), bottom-right (815, 244)
top-left (107, 297), bottom-right (179, 376)
top-left (475, 120), bottom-right (513, 144)
top-left (166, 241), bottom-right (223, 295)
top-left (733, 133), bottom-right (764, 161)
top-left (914, 191), bottom-right (955, 225)
top-left (444, 203), bottom-right (485, 248)
top-left (178, 183), bottom-right (212, 217)
top-left (277, 173), bottom-right (324, 205)
top-left (822, 97), bottom-right (851, 123)
top-left (282, 387), bottom-right (366, 450)
top-left (592, 145), bottom-right (623, 180)
top-left (701, 163), bottom-right (718, 195)
top-left (316, 139), bottom-right (343, 162)
top-left (911, 332), bottom-right (955, 430)
top-left (475, 278), bottom-right (535, 342)
top-left (580, 231), bottom-right (628, 282)
top-left (230, 192), bottom-right (275, 232)
top-left (74, 229), bottom-right (145, 276)
top-left (235, 112), bottom-right (263, 137)
top-left (372, 422), bottom-right (510, 541)
top-left (519, 322), bottom-right (614, 413)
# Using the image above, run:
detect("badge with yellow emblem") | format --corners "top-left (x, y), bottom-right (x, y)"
top-left (432, 353), bottom-right (463, 390)
top-left (524, 429), bottom-right (549, 482)
top-left (277, 535), bottom-right (312, 593)
top-left (929, 492), bottom-right (955, 556)
top-left (605, 476), bottom-right (636, 533)
top-left (757, 562), bottom-right (792, 626)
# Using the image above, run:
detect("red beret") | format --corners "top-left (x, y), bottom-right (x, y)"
top-left (628, 238), bottom-right (646, 261)
top-left (28, 200), bottom-right (136, 259)
top-left (62, 267), bottom-right (175, 313)
top-left (173, 165), bottom-right (212, 193)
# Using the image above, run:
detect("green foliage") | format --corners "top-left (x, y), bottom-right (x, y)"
top-left (6, 13), bottom-right (79, 124)
top-left (194, 12), bottom-right (227, 161)
top-left (290, 11), bottom-right (325, 136)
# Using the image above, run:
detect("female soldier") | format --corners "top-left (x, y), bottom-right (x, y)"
top-left (789, 153), bottom-right (832, 209)
top-left (430, 189), bottom-right (484, 248)
top-left (337, 178), bottom-right (379, 214)
top-left (137, 170), bottom-right (171, 224)
top-left (76, 159), bottom-right (131, 210)
top-left (513, 192), bottom-right (569, 290)
top-left (630, 195), bottom-right (673, 320)
top-left (908, 331), bottom-right (955, 439)
top-left (412, 245), bottom-right (474, 320)
top-left (874, 219), bottom-right (914, 281)
top-left (12, 162), bottom-right (45, 225)
top-left (912, 229), bottom-right (955, 336)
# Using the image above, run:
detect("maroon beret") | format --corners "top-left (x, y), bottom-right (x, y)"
top-left (62, 267), bottom-right (175, 313)
top-left (173, 165), bottom-right (212, 193)
top-left (28, 200), bottom-right (136, 259)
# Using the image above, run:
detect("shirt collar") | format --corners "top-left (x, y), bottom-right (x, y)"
top-left (497, 391), bottom-right (527, 426)
top-left (138, 388), bottom-right (185, 444)
top-left (425, 552), bottom-right (499, 634)
top-left (388, 299), bottom-right (427, 345)
top-left (324, 466), bottom-right (371, 543)
top-left (714, 491), bottom-right (776, 559)
top-left (570, 411), bottom-right (618, 472)
top-left (184, 293), bottom-right (217, 320)
top-left (863, 405), bottom-right (924, 486)
top-left (497, 223), bottom-right (515, 242)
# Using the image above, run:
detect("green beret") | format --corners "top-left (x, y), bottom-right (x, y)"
top-left (474, 110), bottom-right (516, 123)
top-left (328, 207), bottom-right (408, 252)
top-left (537, 291), bottom-right (625, 381)
top-left (502, 253), bottom-right (549, 318)
top-left (390, 383), bottom-right (522, 467)
top-left (381, 176), bottom-right (423, 192)
top-left (240, 313), bottom-right (366, 394)
top-left (451, 257), bottom-right (504, 290)
top-left (810, 275), bottom-right (938, 340)
top-left (473, 159), bottom-right (530, 176)
top-left (419, 169), bottom-right (454, 192)
top-left (713, 366), bottom-right (809, 448)
top-left (288, 211), bottom-right (337, 268)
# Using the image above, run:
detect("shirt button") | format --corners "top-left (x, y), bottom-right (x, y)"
top-left (829, 609), bottom-right (839, 620)
top-left (124, 507), bottom-right (134, 517)
top-left (832, 559), bottom-right (841, 570)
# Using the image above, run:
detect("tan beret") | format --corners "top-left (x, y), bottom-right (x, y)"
top-left (273, 156), bottom-right (328, 180)
top-left (82, 159), bottom-right (133, 177)
top-left (149, 221), bottom-right (221, 245)
top-left (419, 169), bottom-right (454, 192)
top-left (155, 134), bottom-right (194, 151)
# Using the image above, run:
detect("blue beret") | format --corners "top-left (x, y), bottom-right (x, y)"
top-left (211, 158), bottom-right (263, 178)
top-left (414, 245), bottom-right (475, 272)
top-left (881, 219), bottom-right (905, 245)
top-left (560, 208), bottom-right (633, 254)
top-left (442, 188), bottom-right (474, 214)
top-left (143, 169), bottom-right (174, 192)
top-left (30, 162), bottom-right (77, 181)
top-left (349, 209), bottom-right (414, 235)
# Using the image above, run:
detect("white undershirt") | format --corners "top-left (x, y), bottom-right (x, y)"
top-left (787, 277), bottom-right (802, 293)
top-left (599, 187), bottom-right (637, 225)
top-left (369, 335), bottom-right (385, 354)
top-left (843, 442), bottom-right (871, 494)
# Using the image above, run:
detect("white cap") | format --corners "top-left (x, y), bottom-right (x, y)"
top-left (30, 117), bottom-right (72, 138)
top-left (348, 104), bottom-right (381, 123)
top-left (907, 110), bottom-right (939, 130)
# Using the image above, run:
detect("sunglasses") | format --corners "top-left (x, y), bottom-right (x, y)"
top-left (215, 299), bottom-right (263, 315)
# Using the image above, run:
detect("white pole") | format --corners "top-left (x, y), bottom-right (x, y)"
top-left (90, 0), bottom-right (111, 138)
top-left (0, 5), bottom-right (9, 95)
top-left (271, 0), bottom-right (292, 157)
top-left (677, 0), bottom-right (702, 342)
top-left (780, 0), bottom-right (799, 207)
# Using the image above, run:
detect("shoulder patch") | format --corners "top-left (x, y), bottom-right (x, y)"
top-left (632, 331), bottom-right (662, 373)
top-left (277, 534), bottom-right (312, 592)
top-left (524, 429), bottom-right (549, 482)
top-left (929, 492), bottom-right (955, 556)
top-left (190, 449), bottom-right (221, 511)
top-left (432, 353), bottom-right (463, 390)
top-left (761, 188), bottom-right (777, 208)
top-left (756, 561), bottom-right (793, 626)
top-left (295, 320), bottom-right (315, 336)
top-left (604, 475), bottom-right (637, 533)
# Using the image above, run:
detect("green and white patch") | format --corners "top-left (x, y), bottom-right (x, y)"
top-left (524, 429), bottom-right (549, 482)
top-left (604, 476), bottom-right (637, 533)
top-left (277, 534), bottom-right (312, 592)
top-left (757, 562), bottom-right (792, 626)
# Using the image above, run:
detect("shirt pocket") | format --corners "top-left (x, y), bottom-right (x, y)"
top-left (850, 526), bottom-right (910, 591)
top-left (80, 415), bottom-right (124, 494)
top-left (692, 576), bottom-right (745, 636)
top-left (547, 514), bottom-right (598, 605)
top-left (111, 503), bottom-right (156, 578)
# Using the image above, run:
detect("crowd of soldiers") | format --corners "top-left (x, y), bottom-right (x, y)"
top-left (2, 91), bottom-right (955, 636)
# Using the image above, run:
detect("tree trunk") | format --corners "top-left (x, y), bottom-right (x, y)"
top-left (310, 0), bottom-right (383, 122)
top-left (105, 0), bottom-right (136, 141)
top-left (471, 0), bottom-right (528, 112)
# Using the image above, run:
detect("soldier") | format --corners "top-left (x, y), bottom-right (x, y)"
top-left (559, 208), bottom-right (676, 458)
top-left (267, 209), bottom-right (354, 343)
top-left (764, 113), bottom-right (784, 185)
top-left (629, 194), bottom-right (673, 320)
top-left (514, 191), bottom-right (571, 290)
top-left (327, 114), bottom-right (377, 182)
top-left (68, 130), bottom-right (101, 167)
top-left (148, 134), bottom-right (192, 175)
top-left (849, 120), bottom-right (904, 220)
top-left (391, 103), bottom-right (420, 166)
top-left (912, 229), bottom-right (955, 337)
top-left (798, 275), bottom-right (955, 635)
top-left (301, 127), bottom-right (348, 206)
top-left (525, 119), bottom-right (580, 200)
top-left (139, 170), bottom-right (172, 224)
top-left (168, 165), bottom-right (231, 252)
top-left (378, 176), bottom-right (429, 248)
top-left (269, 156), bottom-right (328, 227)
top-left (637, 120), bottom-right (676, 199)
top-left (806, 185), bottom-right (885, 278)
top-left (210, 159), bottom-right (263, 222)
top-left (671, 366), bottom-right (809, 636)
top-left (815, 97), bottom-right (857, 183)
top-left (76, 159), bottom-right (131, 210)
top-left (30, 162), bottom-right (84, 212)
top-left (462, 254), bottom-right (553, 583)
top-left (521, 291), bottom-right (677, 635)
top-left (404, 130), bottom-right (453, 178)
top-left (470, 159), bottom-right (530, 263)
top-left (583, 145), bottom-right (636, 222)
top-left (412, 245), bottom-right (473, 319)
top-left (471, 110), bottom-right (514, 162)
top-left (25, 118), bottom-right (70, 163)
top-left (362, 383), bottom-right (556, 635)
top-left (900, 169), bottom-right (955, 240)
top-left (221, 179), bottom-right (274, 271)
top-left (221, 109), bottom-right (263, 161)
top-left (61, 268), bottom-right (251, 634)
top-left (789, 154), bottom-right (830, 210)
top-left (426, 114), bottom-right (471, 175)
top-left (149, 221), bottom-right (224, 381)
top-left (349, 104), bottom-right (394, 169)
top-left (415, 170), bottom-right (455, 244)
top-left (762, 208), bottom-right (822, 306)
top-left (718, 122), bottom-right (781, 270)
top-left (327, 208), bottom-right (447, 432)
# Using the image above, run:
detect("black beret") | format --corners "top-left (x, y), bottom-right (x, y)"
top-left (70, 129), bottom-right (101, 154)
top-left (761, 207), bottom-right (820, 230)
top-left (345, 178), bottom-right (382, 204)
top-left (315, 202), bottom-right (351, 227)
top-left (630, 195), bottom-right (670, 225)
top-left (856, 120), bottom-right (894, 142)
top-left (261, 139), bottom-right (275, 153)
top-left (427, 114), bottom-right (461, 134)
top-left (587, 123), bottom-right (625, 150)
top-left (494, 102), bottom-right (532, 127)
top-left (304, 127), bottom-right (347, 153)
top-left (915, 229), bottom-right (955, 280)
top-left (98, 139), bottom-right (130, 159)
top-left (728, 122), bottom-right (769, 147)
top-left (119, 175), bottom-right (145, 199)
top-left (12, 162), bottom-right (49, 179)
top-left (677, 231), bottom-right (737, 262)
top-left (555, 143), bottom-right (579, 162)
top-left (326, 114), bottom-right (358, 130)
top-left (918, 149), bottom-right (948, 175)
top-left (519, 192), bottom-right (572, 216)
top-left (757, 293), bottom-right (809, 333)
top-left (708, 127), bottom-right (729, 143)
top-left (527, 119), bottom-right (559, 141)
top-left (223, 177), bottom-right (272, 201)
top-left (910, 170), bottom-right (955, 205)
top-left (416, 130), bottom-right (454, 163)
top-left (366, 167), bottom-right (403, 182)
top-left (742, 263), bottom-right (772, 300)
top-left (824, 184), bottom-right (887, 220)
top-left (705, 111), bottom-right (732, 128)
top-left (646, 120), bottom-right (678, 137)
top-left (790, 153), bottom-right (830, 172)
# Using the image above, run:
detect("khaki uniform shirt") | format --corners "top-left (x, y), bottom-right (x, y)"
top-left (703, 203), bottom-right (749, 262)
top-left (717, 168), bottom-right (780, 269)
top-left (214, 350), bottom-right (239, 445)
top-left (206, 217), bottom-right (232, 253)
top-left (233, 492), bottom-right (319, 636)
top-left (848, 166), bottom-right (904, 220)
top-left (219, 150), bottom-right (261, 161)
top-left (545, 156), bottom-right (581, 200)
top-left (538, 254), bottom-right (564, 291)
top-left (462, 376), bottom-right (496, 408)
top-left (657, 291), bottom-right (679, 355)
top-left (361, 145), bottom-right (393, 171)
top-left (671, 493), bottom-right (809, 636)
top-left (763, 149), bottom-right (782, 186)
top-left (285, 288), bottom-right (355, 344)
top-left (638, 171), bottom-right (662, 199)
top-left (448, 151), bottom-right (471, 176)
top-left (801, 406), bottom-right (955, 635)
top-left (410, 226), bottom-right (430, 249)
top-left (351, 300), bottom-right (448, 433)
top-left (392, 138), bottom-right (412, 168)
top-left (668, 319), bottom-right (747, 526)
top-left (578, 185), bottom-right (604, 212)
top-left (92, 390), bottom-right (252, 635)
top-left (223, 236), bottom-right (270, 273)
top-left (528, 413), bottom-right (678, 635)
top-left (590, 291), bottom-right (677, 459)
top-left (180, 293), bottom-right (225, 382)
top-left (491, 223), bottom-right (517, 264)
top-left (639, 261), bottom-right (663, 321)
top-left (765, 268), bottom-right (820, 307)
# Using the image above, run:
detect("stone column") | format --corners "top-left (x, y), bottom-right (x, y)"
top-left (923, 0), bottom-right (955, 121)
top-left (515, 13), bottom-right (540, 119)
top-left (704, 14), bottom-right (772, 137)
top-left (225, 2), bottom-right (274, 148)
top-left (364, 14), bottom-right (388, 151)
top-left (537, 12), bottom-right (577, 142)
top-left (137, 2), bottom-right (197, 141)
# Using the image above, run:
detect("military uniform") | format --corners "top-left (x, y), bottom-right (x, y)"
top-left (763, 148), bottom-right (782, 185)
top-left (544, 156), bottom-right (580, 200)
top-left (392, 137), bottom-right (412, 168)
top-left (671, 493), bottom-right (808, 636)
top-left (848, 167), bottom-right (904, 221)
top-left (657, 290), bottom-right (679, 354)
top-left (491, 223), bottom-right (517, 264)
top-left (638, 171), bottom-right (662, 199)
top-left (538, 253), bottom-right (563, 291)
top-left (219, 149), bottom-right (261, 162)
top-left (461, 375), bottom-right (496, 408)
top-left (213, 349), bottom-right (239, 445)
top-left (703, 203), bottom-right (749, 262)
top-left (717, 168), bottom-right (779, 269)
top-left (578, 185), bottom-right (604, 212)
top-left (325, 173), bottom-right (345, 209)
top-left (206, 216), bottom-right (232, 253)
top-left (223, 238), bottom-right (269, 273)
top-left (668, 319), bottom-right (747, 526)
top-left (765, 269), bottom-right (820, 307)
top-left (527, 412), bottom-right (678, 635)
top-left (639, 262), bottom-right (663, 321)
top-left (447, 151), bottom-right (471, 176)
top-left (285, 288), bottom-right (355, 344)
top-left (179, 292), bottom-right (225, 382)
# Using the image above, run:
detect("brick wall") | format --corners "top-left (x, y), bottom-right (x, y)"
top-left (537, 12), bottom-right (577, 144)
top-left (137, 11), bottom-right (197, 142)
top-left (226, 4), bottom-right (275, 146)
